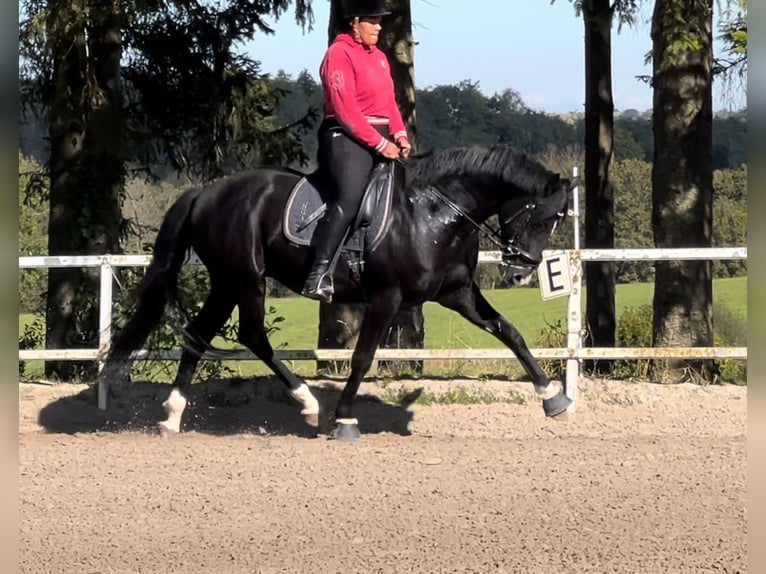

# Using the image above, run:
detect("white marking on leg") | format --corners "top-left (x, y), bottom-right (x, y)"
top-left (535, 382), bottom-right (560, 401)
top-left (290, 383), bottom-right (320, 416)
top-left (336, 418), bottom-right (358, 425)
top-left (159, 389), bottom-right (187, 433)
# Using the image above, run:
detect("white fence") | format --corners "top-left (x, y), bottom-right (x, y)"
top-left (19, 246), bottom-right (747, 411)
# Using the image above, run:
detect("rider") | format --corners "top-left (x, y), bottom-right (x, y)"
top-left (301, 0), bottom-right (412, 303)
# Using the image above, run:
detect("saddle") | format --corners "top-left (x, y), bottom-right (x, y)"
top-left (282, 162), bottom-right (396, 258)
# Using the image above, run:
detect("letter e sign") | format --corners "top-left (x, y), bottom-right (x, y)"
top-left (538, 253), bottom-right (572, 300)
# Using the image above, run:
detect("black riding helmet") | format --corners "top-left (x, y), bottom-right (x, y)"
top-left (341, 0), bottom-right (391, 19)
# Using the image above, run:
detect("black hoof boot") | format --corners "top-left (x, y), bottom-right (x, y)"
top-left (542, 391), bottom-right (572, 418)
top-left (329, 418), bottom-right (361, 442)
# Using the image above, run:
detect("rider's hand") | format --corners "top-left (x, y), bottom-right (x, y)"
top-left (381, 140), bottom-right (401, 160)
top-left (396, 136), bottom-right (412, 158)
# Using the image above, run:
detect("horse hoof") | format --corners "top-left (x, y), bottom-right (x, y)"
top-left (329, 419), bottom-right (361, 442)
top-left (157, 423), bottom-right (178, 438)
top-left (304, 412), bottom-right (320, 429)
top-left (542, 391), bottom-right (572, 418)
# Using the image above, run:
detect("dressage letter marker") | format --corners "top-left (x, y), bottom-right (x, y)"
top-left (538, 253), bottom-right (572, 300)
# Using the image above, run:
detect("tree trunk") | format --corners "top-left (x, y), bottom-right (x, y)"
top-left (650, 0), bottom-right (716, 383)
top-left (44, 0), bottom-right (124, 380)
top-left (327, 0), bottom-right (340, 43)
top-left (582, 0), bottom-right (616, 375)
top-left (87, 2), bottom-right (125, 254)
top-left (379, 0), bottom-right (425, 374)
top-left (316, 0), bottom-right (358, 376)
top-left (378, 305), bottom-right (424, 376)
top-left (316, 302), bottom-right (366, 375)
top-left (45, 0), bottom-right (91, 380)
top-left (376, 0), bottom-right (423, 374)
top-left (316, 0), bottom-right (424, 375)
top-left (379, 0), bottom-right (418, 149)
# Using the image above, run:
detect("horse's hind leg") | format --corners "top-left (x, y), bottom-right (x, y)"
top-left (439, 282), bottom-right (571, 418)
top-left (158, 283), bottom-right (237, 435)
top-left (237, 285), bottom-right (321, 428)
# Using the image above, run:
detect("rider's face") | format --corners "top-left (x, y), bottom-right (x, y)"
top-left (353, 16), bottom-right (383, 46)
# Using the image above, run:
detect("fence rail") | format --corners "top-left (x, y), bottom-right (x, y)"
top-left (18, 346), bottom-right (747, 362)
top-left (18, 168), bottom-right (748, 411)
top-left (19, 246), bottom-right (747, 411)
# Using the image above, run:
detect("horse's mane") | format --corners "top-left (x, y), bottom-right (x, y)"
top-left (404, 144), bottom-right (559, 197)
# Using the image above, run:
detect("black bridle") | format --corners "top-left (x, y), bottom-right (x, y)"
top-left (424, 186), bottom-right (564, 268)
top-left (500, 202), bottom-right (553, 267)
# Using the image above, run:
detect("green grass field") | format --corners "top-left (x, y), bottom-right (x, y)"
top-left (19, 276), bottom-right (747, 380)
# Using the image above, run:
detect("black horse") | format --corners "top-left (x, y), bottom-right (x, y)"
top-left (102, 144), bottom-right (574, 441)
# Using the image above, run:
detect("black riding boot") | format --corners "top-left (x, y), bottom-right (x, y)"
top-left (301, 259), bottom-right (334, 303)
top-left (301, 209), bottom-right (350, 303)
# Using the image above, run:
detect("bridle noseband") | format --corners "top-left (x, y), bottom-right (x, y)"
top-left (500, 201), bottom-right (564, 267)
top-left (424, 186), bottom-right (564, 268)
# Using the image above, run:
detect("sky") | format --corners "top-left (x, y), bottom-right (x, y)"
top-left (243, 0), bottom-right (746, 114)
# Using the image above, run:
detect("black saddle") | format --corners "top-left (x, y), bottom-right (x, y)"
top-left (283, 162), bottom-right (396, 254)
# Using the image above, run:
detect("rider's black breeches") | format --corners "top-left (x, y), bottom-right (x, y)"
top-left (312, 120), bottom-right (387, 262)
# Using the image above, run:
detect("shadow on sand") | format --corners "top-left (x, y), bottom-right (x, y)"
top-left (36, 376), bottom-right (421, 439)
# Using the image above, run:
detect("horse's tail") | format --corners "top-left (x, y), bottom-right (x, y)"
top-left (101, 186), bottom-right (203, 383)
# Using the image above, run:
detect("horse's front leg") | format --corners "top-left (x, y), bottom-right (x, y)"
top-left (331, 291), bottom-right (402, 442)
top-left (439, 282), bottom-right (571, 417)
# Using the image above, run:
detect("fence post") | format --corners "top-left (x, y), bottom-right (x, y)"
top-left (97, 258), bottom-right (113, 410)
top-left (565, 167), bottom-right (582, 410)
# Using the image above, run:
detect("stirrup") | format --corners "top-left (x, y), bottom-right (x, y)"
top-left (301, 271), bottom-right (334, 303)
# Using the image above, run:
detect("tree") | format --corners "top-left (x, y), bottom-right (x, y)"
top-left (415, 81), bottom-right (498, 150)
top-left (315, 0), bottom-right (361, 375)
top-left (712, 114), bottom-right (747, 169)
top-left (19, 152), bottom-right (49, 314)
top-left (612, 123), bottom-right (646, 161)
top-left (18, 0), bottom-right (315, 379)
top-left (581, 0), bottom-right (617, 374)
top-left (37, 0), bottom-right (124, 379)
top-left (556, 0), bottom-right (641, 375)
top-left (712, 165), bottom-right (747, 278)
top-left (375, 0), bottom-right (423, 374)
top-left (714, 0), bottom-right (747, 82)
top-left (123, 1), bottom-right (316, 179)
top-left (379, 2), bottom-right (417, 150)
top-left (316, 0), bottom-right (423, 375)
top-left (650, 0), bottom-right (716, 382)
top-left (273, 69), bottom-right (323, 166)
top-left (611, 158), bottom-right (653, 283)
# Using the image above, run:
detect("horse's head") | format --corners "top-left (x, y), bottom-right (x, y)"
top-left (497, 176), bottom-right (571, 286)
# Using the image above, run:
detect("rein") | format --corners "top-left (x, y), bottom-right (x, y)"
top-left (424, 186), bottom-right (541, 266)
top-left (424, 186), bottom-right (506, 249)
